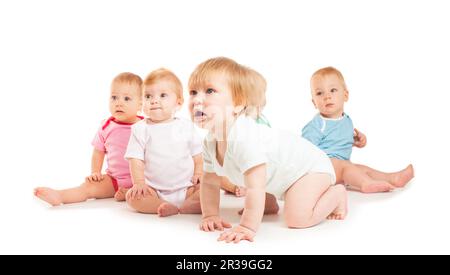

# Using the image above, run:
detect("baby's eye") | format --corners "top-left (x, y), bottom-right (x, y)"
top-left (124, 96), bottom-right (131, 101)
top-left (111, 95), bottom-right (117, 100)
top-left (330, 88), bottom-right (337, 93)
top-left (189, 90), bottom-right (198, 96)
top-left (145, 94), bottom-right (152, 99)
top-left (206, 88), bottom-right (216, 94)
top-left (161, 93), bottom-right (168, 98)
top-left (316, 92), bottom-right (322, 96)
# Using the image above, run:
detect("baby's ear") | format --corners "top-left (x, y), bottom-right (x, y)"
top-left (344, 90), bottom-right (349, 101)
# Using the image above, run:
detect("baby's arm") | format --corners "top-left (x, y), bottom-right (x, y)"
top-left (126, 158), bottom-right (153, 200)
top-left (353, 128), bottom-right (367, 148)
top-left (218, 164), bottom-right (266, 243)
top-left (88, 149), bottom-right (105, 182)
top-left (200, 172), bottom-right (231, 232)
top-left (191, 154), bottom-right (203, 185)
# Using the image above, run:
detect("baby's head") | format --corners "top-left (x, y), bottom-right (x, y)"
top-left (310, 67), bottom-right (349, 119)
top-left (143, 68), bottom-right (183, 123)
top-left (110, 72), bottom-right (143, 123)
top-left (188, 57), bottom-right (266, 130)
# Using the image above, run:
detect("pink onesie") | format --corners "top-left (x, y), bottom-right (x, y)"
top-left (91, 116), bottom-right (143, 191)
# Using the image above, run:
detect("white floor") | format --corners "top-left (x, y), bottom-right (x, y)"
top-left (1, 0), bottom-right (449, 255)
top-left (3, 167), bottom-right (449, 254)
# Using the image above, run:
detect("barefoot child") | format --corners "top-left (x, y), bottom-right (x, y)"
top-left (34, 72), bottom-right (144, 205)
top-left (189, 57), bottom-right (347, 243)
top-left (125, 68), bottom-right (203, 217)
top-left (302, 67), bottom-right (414, 193)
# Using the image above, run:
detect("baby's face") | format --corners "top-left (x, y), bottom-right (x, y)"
top-left (109, 82), bottom-right (142, 123)
top-left (143, 80), bottom-right (181, 123)
top-left (189, 73), bottom-right (235, 133)
top-left (310, 74), bottom-right (348, 118)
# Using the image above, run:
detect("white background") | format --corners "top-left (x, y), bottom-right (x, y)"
top-left (1, 0), bottom-right (449, 254)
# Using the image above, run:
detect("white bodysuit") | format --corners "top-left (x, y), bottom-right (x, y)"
top-left (125, 118), bottom-right (203, 207)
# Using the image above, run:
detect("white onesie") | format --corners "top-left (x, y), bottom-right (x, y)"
top-left (125, 118), bottom-right (203, 207)
top-left (203, 115), bottom-right (336, 199)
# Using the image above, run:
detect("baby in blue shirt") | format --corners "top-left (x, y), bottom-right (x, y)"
top-left (302, 67), bottom-right (414, 193)
top-left (303, 113), bottom-right (354, 160)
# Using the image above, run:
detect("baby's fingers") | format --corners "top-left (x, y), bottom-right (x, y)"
top-left (127, 189), bottom-right (137, 200)
top-left (207, 221), bottom-right (216, 231)
top-left (225, 232), bottom-right (237, 243)
top-left (218, 231), bottom-right (230, 242)
top-left (215, 221), bottom-right (224, 231)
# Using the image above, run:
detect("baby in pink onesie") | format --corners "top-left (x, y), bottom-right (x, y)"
top-left (34, 72), bottom-right (143, 206)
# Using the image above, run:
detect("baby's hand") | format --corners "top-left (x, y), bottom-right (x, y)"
top-left (353, 128), bottom-right (367, 148)
top-left (87, 172), bottom-right (103, 182)
top-left (200, 216), bottom-right (232, 232)
top-left (191, 173), bottom-right (202, 185)
top-left (218, 225), bottom-right (255, 243)
top-left (126, 184), bottom-right (153, 200)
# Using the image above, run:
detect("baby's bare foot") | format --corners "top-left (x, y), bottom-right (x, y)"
top-left (391, 164), bottom-right (414, 188)
top-left (179, 199), bottom-right (202, 214)
top-left (34, 187), bottom-right (62, 206)
top-left (327, 185), bottom-right (347, 220)
top-left (114, 187), bottom-right (127, 202)
top-left (157, 202), bottom-right (179, 217)
top-left (360, 181), bottom-right (395, 193)
top-left (235, 186), bottom-right (247, 197)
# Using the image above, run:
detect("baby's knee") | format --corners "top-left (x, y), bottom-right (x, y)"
top-left (125, 195), bottom-right (140, 210)
top-left (80, 180), bottom-right (98, 198)
top-left (284, 212), bottom-right (315, 229)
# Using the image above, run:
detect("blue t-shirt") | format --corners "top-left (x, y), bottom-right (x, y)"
top-left (302, 113), bottom-right (354, 160)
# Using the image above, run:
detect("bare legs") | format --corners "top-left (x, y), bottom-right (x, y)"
top-left (126, 185), bottom-right (202, 217)
top-left (34, 175), bottom-right (116, 206)
top-left (238, 193), bottom-right (279, 215)
top-left (355, 164), bottom-right (414, 188)
top-left (284, 173), bottom-right (347, 228)
top-left (220, 177), bottom-right (246, 197)
top-left (114, 187), bottom-right (129, 202)
top-left (179, 185), bottom-right (202, 214)
top-left (332, 159), bottom-right (414, 193)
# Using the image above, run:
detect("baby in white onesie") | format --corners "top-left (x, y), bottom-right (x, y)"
top-left (125, 68), bottom-right (203, 217)
top-left (189, 57), bottom-right (348, 243)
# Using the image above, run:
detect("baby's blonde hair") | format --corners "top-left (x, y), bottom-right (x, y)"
top-left (144, 68), bottom-right (184, 104)
top-left (311, 66), bottom-right (348, 91)
top-left (189, 57), bottom-right (266, 118)
top-left (111, 72), bottom-right (143, 97)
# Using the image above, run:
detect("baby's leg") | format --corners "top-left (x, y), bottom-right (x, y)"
top-left (220, 177), bottom-right (247, 197)
top-left (34, 175), bottom-right (116, 206)
top-left (114, 187), bottom-right (129, 202)
top-left (126, 187), bottom-right (178, 217)
top-left (238, 193), bottom-right (279, 215)
top-left (220, 177), bottom-right (238, 195)
top-left (284, 173), bottom-right (347, 228)
top-left (179, 185), bottom-right (201, 214)
top-left (342, 164), bottom-right (395, 193)
top-left (235, 186), bottom-right (247, 197)
top-left (355, 164), bottom-right (414, 188)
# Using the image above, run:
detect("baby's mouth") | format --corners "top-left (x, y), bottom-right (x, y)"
top-left (194, 110), bottom-right (207, 118)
